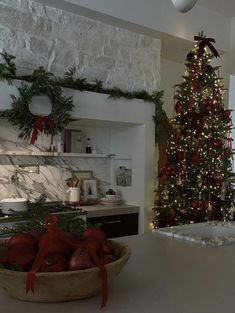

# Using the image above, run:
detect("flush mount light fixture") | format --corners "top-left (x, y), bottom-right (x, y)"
top-left (171, 0), bottom-right (198, 13)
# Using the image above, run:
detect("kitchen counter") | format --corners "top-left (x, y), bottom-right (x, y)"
top-left (1, 233), bottom-right (235, 313)
top-left (0, 204), bottom-right (139, 223)
top-left (82, 204), bottom-right (140, 218)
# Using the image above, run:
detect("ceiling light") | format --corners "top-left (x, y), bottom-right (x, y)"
top-left (171, 0), bottom-right (198, 13)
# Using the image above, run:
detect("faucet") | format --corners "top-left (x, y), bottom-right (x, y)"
top-left (10, 162), bottom-right (40, 185)
top-left (220, 173), bottom-right (235, 201)
top-left (18, 162), bottom-right (40, 174)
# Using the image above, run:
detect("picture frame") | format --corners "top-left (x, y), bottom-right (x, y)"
top-left (82, 179), bottom-right (98, 200)
top-left (64, 129), bottom-right (86, 153)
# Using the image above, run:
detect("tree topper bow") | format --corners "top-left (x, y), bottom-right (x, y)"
top-left (194, 35), bottom-right (220, 58)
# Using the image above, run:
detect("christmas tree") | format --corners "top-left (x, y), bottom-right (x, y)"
top-left (153, 33), bottom-right (234, 228)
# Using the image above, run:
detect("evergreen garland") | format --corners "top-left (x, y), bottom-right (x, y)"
top-left (0, 52), bottom-right (16, 82)
top-left (0, 52), bottom-right (165, 143)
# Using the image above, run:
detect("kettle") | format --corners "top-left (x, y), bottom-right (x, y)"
top-left (67, 187), bottom-right (81, 203)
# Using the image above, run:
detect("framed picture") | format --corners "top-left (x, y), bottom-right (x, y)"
top-left (64, 129), bottom-right (86, 153)
top-left (82, 179), bottom-right (98, 200)
top-left (73, 170), bottom-right (93, 180)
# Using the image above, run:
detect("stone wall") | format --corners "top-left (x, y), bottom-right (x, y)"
top-left (0, 0), bottom-right (161, 92)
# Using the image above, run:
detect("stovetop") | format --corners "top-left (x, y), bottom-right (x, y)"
top-left (0, 201), bottom-right (87, 220)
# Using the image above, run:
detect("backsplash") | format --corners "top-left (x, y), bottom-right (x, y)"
top-left (0, 118), bottom-right (110, 202)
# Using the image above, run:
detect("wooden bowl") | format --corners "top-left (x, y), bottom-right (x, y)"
top-left (0, 240), bottom-right (131, 302)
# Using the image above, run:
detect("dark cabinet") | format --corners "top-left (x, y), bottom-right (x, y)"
top-left (87, 213), bottom-right (139, 238)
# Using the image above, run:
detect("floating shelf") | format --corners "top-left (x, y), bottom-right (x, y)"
top-left (0, 151), bottom-right (108, 158)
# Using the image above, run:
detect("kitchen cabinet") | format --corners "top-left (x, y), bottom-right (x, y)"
top-left (87, 212), bottom-right (139, 238)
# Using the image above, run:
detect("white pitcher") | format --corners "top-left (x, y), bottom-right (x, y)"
top-left (67, 187), bottom-right (81, 203)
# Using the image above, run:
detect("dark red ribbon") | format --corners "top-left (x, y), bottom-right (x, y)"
top-left (30, 116), bottom-right (55, 145)
top-left (194, 36), bottom-right (220, 58)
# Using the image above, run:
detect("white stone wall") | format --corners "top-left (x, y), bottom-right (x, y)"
top-left (0, 0), bottom-right (161, 92)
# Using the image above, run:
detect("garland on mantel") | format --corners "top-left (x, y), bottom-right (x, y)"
top-left (0, 52), bottom-right (165, 143)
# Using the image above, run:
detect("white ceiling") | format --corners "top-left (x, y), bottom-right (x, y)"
top-left (198, 0), bottom-right (235, 17)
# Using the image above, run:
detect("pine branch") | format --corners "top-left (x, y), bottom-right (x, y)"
top-left (0, 204), bottom-right (89, 237)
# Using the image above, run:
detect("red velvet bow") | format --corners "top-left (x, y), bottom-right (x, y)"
top-left (26, 216), bottom-right (108, 309)
top-left (30, 116), bottom-right (55, 145)
top-left (194, 36), bottom-right (220, 58)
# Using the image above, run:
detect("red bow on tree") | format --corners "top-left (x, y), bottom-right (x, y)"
top-left (194, 36), bottom-right (220, 58)
top-left (30, 115), bottom-right (55, 145)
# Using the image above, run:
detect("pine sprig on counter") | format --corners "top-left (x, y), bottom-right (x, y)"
top-left (0, 204), bottom-right (90, 237)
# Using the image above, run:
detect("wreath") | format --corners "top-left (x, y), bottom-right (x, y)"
top-left (3, 67), bottom-right (73, 145)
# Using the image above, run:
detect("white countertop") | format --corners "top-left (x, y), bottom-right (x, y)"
top-left (83, 204), bottom-right (140, 217)
top-left (1, 233), bottom-right (235, 313)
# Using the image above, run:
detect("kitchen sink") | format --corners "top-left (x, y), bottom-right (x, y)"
top-left (154, 221), bottom-right (235, 246)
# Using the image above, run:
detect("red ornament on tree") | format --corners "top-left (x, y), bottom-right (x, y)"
top-left (212, 139), bottom-right (223, 149)
top-left (170, 169), bottom-right (177, 176)
top-left (191, 152), bottom-right (201, 164)
top-left (220, 109), bottom-right (231, 121)
top-left (191, 200), bottom-right (199, 208)
top-left (179, 208), bottom-right (187, 215)
top-left (197, 200), bottom-right (205, 211)
top-left (201, 98), bottom-right (213, 112)
top-left (175, 101), bottom-right (183, 114)
top-left (213, 174), bottom-right (222, 186)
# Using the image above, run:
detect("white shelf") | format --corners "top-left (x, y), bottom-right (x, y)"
top-left (0, 151), bottom-right (108, 158)
top-left (62, 153), bottom-right (107, 158)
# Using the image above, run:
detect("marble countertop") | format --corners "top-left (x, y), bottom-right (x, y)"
top-left (1, 233), bottom-right (235, 313)
top-left (82, 204), bottom-right (140, 218)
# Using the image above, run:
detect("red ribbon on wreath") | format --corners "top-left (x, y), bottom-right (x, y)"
top-left (30, 115), bottom-right (55, 145)
top-left (194, 36), bottom-right (220, 58)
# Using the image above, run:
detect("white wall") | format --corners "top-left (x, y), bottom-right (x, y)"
top-left (161, 58), bottom-right (184, 119)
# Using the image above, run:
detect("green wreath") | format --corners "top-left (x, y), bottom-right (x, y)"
top-left (3, 67), bottom-right (73, 145)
